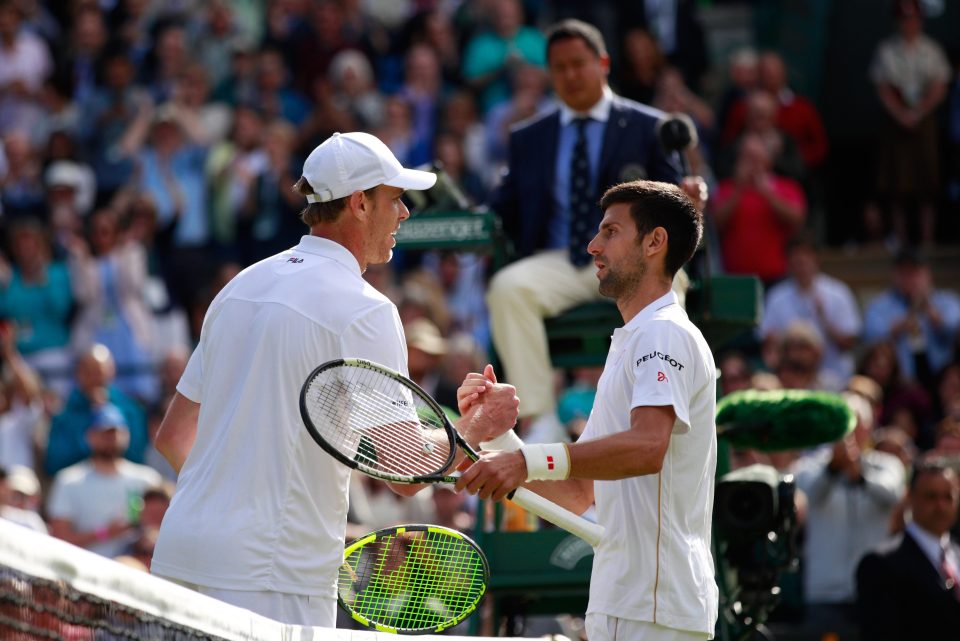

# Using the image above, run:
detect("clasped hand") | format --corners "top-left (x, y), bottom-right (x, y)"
top-left (454, 365), bottom-right (527, 500)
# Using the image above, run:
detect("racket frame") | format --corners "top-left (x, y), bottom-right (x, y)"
top-left (338, 523), bottom-right (490, 633)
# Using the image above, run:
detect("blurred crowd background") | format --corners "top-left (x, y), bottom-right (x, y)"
top-left (0, 0), bottom-right (959, 639)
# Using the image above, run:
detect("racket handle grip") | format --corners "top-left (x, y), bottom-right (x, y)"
top-left (509, 487), bottom-right (604, 548)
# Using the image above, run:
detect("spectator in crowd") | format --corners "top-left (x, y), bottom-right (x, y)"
top-left (67, 208), bottom-right (156, 402)
top-left (251, 47), bottom-right (310, 127)
top-left (63, 5), bottom-right (108, 109)
top-left (856, 460), bottom-right (960, 640)
top-left (873, 426), bottom-right (918, 471)
top-left (620, 0), bottom-right (709, 92)
top-left (0, 465), bottom-right (46, 533)
top-left (78, 47), bottom-right (148, 198)
top-left (440, 91), bottom-right (492, 189)
top-left (791, 392), bottom-right (906, 640)
top-left (717, 47), bottom-right (759, 139)
top-left (45, 159), bottom-right (97, 220)
top-left (140, 20), bottom-right (190, 104)
top-left (408, 9), bottom-right (463, 89)
top-left (190, 0), bottom-right (251, 90)
top-left (0, 0), bottom-right (53, 135)
top-left (760, 234), bottom-right (861, 388)
top-left (719, 90), bottom-right (805, 182)
top-left (431, 485), bottom-right (475, 533)
top-left (375, 95), bottom-right (431, 168)
top-left (328, 49), bottom-right (386, 130)
top-left (717, 350), bottom-right (755, 397)
top-left (484, 62), bottom-right (552, 176)
top-left (487, 19), bottom-right (698, 438)
top-left (47, 403), bottom-right (161, 558)
top-left (652, 66), bottom-right (716, 162)
top-left (774, 321), bottom-right (832, 391)
top-left (865, 0), bottom-right (950, 247)
top-left (0, 317), bottom-right (43, 472)
top-left (712, 132), bottom-right (806, 285)
top-left (119, 101), bottom-right (212, 313)
top-left (0, 217), bottom-right (74, 396)
top-left (44, 343), bottom-right (148, 477)
top-left (615, 28), bottom-right (665, 106)
top-left (206, 104), bottom-right (264, 249)
top-left (933, 361), bottom-right (960, 426)
top-left (404, 317), bottom-right (457, 411)
top-left (722, 51), bottom-right (828, 173)
top-left (0, 131), bottom-right (45, 218)
top-left (397, 43), bottom-right (445, 155)
top-left (236, 119), bottom-right (304, 265)
top-left (166, 63), bottom-right (232, 147)
top-left (33, 71), bottom-right (81, 148)
top-left (863, 248), bottom-right (960, 387)
top-left (858, 339), bottom-right (934, 449)
top-left (462, 0), bottom-right (546, 114)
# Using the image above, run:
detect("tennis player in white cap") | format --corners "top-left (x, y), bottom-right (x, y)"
top-left (151, 132), bottom-right (442, 626)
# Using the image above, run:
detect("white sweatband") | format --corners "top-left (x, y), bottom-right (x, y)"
top-left (480, 429), bottom-right (524, 452)
top-left (519, 443), bottom-right (570, 481)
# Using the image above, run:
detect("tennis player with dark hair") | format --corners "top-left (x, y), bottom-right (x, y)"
top-left (458, 180), bottom-right (719, 640)
top-left (150, 132), bottom-right (517, 627)
top-left (487, 18), bottom-right (707, 441)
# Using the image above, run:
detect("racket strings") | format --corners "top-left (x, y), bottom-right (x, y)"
top-left (339, 530), bottom-right (487, 631)
top-left (305, 365), bottom-right (453, 478)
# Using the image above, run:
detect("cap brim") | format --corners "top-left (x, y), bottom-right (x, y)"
top-left (383, 168), bottom-right (437, 191)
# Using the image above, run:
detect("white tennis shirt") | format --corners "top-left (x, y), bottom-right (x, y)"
top-left (580, 291), bottom-right (718, 636)
top-left (152, 236), bottom-right (408, 596)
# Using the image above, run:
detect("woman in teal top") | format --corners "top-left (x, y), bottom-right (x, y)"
top-left (0, 219), bottom-right (74, 394)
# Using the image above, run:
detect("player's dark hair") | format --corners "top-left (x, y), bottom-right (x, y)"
top-left (293, 177), bottom-right (378, 226)
top-left (545, 19), bottom-right (608, 62)
top-left (599, 180), bottom-right (703, 277)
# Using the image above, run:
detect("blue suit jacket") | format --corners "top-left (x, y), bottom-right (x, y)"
top-left (493, 94), bottom-right (682, 258)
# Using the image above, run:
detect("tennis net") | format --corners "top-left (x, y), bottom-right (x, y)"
top-left (0, 518), bottom-right (293, 641)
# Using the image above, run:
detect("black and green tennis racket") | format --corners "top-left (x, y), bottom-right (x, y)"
top-left (338, 524), bottom-right (489, 633)
top-left (299, 358), bottom-right (604, 546)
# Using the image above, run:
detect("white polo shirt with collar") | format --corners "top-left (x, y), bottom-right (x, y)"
top-left (152, 235), bottom-right (408, 596)
top-left (580, 290), bottom-right (719, 636)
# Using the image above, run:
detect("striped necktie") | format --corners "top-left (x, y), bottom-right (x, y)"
top-left (568, 117), bottom-right (594, 267)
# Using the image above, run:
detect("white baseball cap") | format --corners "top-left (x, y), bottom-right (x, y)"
top-left (302, 132), bottom-right (437, 203)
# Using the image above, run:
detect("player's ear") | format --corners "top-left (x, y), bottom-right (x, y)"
top-left (347, 190), bottom-right (369, 221)
top-left (645, 227), bottom-right (668, 258)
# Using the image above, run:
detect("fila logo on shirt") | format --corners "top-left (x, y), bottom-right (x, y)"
top-left (287, 257), bottom-right (304, 264)
top-left (636, 350), bottom-right (685, 371)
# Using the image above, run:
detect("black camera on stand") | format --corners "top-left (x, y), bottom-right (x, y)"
top-left (713, 464), bottom-right (799, 641)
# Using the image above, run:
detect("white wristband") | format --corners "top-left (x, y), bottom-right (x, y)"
top-left (519, 443), bottom-right (570, 481)
top-left (480, 429), bottom-right (524, 452)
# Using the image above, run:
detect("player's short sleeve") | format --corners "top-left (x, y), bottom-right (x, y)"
top-left (341, 302), bottom-right (409, 377)
top-left (176, 345), bottom-right (203, 402)
top-left (629, 321), bottom-right (697, 435)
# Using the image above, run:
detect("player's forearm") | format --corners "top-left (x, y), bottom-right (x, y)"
top-left (523, 477), bottom-right (594, 516)
top-left (568, 430), bottom-right (669, 480)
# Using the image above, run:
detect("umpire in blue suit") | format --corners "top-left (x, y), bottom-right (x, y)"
top-left (487, 19), bottom-right (703, 436)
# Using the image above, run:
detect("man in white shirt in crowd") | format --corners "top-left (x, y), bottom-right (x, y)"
top-left (760, 233), bottom-right (861, 390)
top-left (151, 132), bottom-right (517, 627)
top-left (457, 180), bottom-right (718, 641)
top-left (47, 403), bottom-right (161, 557)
